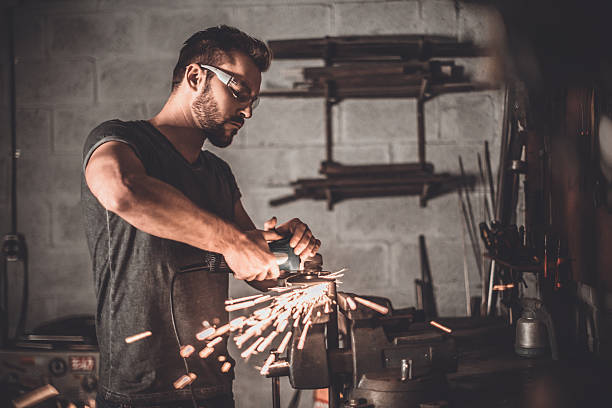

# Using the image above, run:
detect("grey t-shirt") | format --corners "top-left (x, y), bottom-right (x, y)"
top-left (81, 120), bottom-right (240, 404)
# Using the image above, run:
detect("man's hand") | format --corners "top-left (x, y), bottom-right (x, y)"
top-left (262, 217), bottom-right (321, 260)
top-left (223, 231), bottom-right (280, 281)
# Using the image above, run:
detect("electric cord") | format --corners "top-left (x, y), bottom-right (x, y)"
top-left (170, 265), bottom-right (215, 408)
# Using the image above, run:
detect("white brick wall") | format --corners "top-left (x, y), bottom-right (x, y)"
top-left (4, 1), bottom-right (504, 406)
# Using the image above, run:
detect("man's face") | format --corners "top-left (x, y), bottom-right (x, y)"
top-left (191, 51), bottom-right (262, 148)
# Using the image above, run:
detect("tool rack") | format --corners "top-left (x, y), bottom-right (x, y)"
top-left (262, 35), bottom-right (490, 209)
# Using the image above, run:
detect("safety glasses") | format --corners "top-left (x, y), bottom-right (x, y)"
top-left (199, 64), bottom-right (259, 110)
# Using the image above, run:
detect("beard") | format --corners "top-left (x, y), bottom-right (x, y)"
top-left (192, 81), bottom-right (242, 148)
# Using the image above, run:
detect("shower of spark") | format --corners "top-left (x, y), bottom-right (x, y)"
top-left (199, 278), bottom-right (337, 378)
top-left (163, 268), bottom-right (403, 392)
top-left (125, 268), bottom-right (391, 391)
top-left (227, 281), bottom-right (334, 371)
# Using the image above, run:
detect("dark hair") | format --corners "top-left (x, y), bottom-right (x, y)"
top-left (171, 25), bottom-right (272, 91)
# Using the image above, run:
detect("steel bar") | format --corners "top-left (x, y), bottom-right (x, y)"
top-left (326, 281), bottom-right (341, 408)
top-left (272, 377), bottom-right (281, 408)
top-left (486, 260), bottom-right (496, 315)
top-left (8, 8), bottom-right (17, 235)
top-left (458, 157), bottom-right (482, 278)
top-left (460, 198), bottom-right (471, 316)
top-left (477, 152), bottom-right (493, 222)
top-left (485, 141), bottom-right (496, 214)
top-left (324, 80), bottom-right (334, 163)
top-left (457, 182), bottom-right (482, 279)
top-left (419, 235), bottom-right (437, 318)
top-left (417, 79), bottom-right (427, 165)
top-left (495, 86), bottom-right (512, 222)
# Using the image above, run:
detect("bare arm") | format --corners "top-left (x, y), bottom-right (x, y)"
top-left (233, 200), bottom-right (322, 291)
top-left (84, 141), bottom-right (279, 281)
top-left (233, 199), bottom-right (282, 291)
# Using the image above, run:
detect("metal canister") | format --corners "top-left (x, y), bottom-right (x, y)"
top-left (515, 311), bottom-right (548, 357)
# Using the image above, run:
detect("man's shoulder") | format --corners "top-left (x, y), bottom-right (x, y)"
top-left (83, 120), bottom-right (147, 163)
top-left (89, 119), bottom-right (140, 138)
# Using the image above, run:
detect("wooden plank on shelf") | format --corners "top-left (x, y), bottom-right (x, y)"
top-left (268, 35), bottom-right (485, 60)
top-left (320, 161), bottom-right (434, 177)
top-left (260, 82), bottom-right (494, 99)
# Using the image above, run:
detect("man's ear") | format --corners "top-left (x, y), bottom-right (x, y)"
top-left (184, 64), bottom-right (205, 92)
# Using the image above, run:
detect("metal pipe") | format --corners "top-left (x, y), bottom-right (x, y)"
top-left (458, 156), bottom-right (482, 278)
top-left (460, 198), bottom-right (471, 316)
top-left (417, 78), bottom-right (428, 166)
top-left (326, 280), bottom-right (341, 408)
top-left (486, 260), bottom-right (496, 315)
top-left (324, 80), bottom-right (333, 163)
top-left (272, 377), bottom-right (281, 408)
top-left (8, 7), bottom-right (17, 235)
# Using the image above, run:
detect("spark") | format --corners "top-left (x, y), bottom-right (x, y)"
top-left (257, 331), bottom-right (279, 353)
top-left (493, 283), bottom-right (515, 291)
top-left (196, 327), bottom-right (216, 341)
top-left (229, 316), bottom-right (247, 331)
top-left (207, 336), bottom-right (223, 348)
top-left (345, 296), bottom-right (357, 310)
top-left (260, 353), bottom-right (276, 375)
top-left (276, 331), bottom-right (292, 354)
top-left (297, 321), bottom-right (312, 350)
top-left (125, 331), bottom-right (152, 344)
top-left (225, 294), bottom-right (264, 305)
top-left (179, 345), bottom-right (195, 358)
top-left (173, 373), bottom-right (196, 389)
top-left (354, 296), bottom-right (389, 315)
top-left (183, 271), bottom-right (345, 387)
top-left (240, 337), bottom-right (264, 359)
top-left (199, 347), bottom-right (214, 359)
top-left (430, 320), bottom-right (452, 333)
top-left (213, 323), bottom-right (231, 337)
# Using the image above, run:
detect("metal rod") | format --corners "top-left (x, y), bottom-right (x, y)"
top-left (417, 101), bottom-right (425, 165)
top-left (484, 141), bottom-right (496, 215)
top-left (8, 7), bottom-right (17, 234)
top-left (324, 80), bottom-right (333, 163)
top-left (486, 260), bottom-right (496, 315)
top-left (326, 281), bottom-right (340, 408)
top-left (460, 198), bottom-right (471, 316)
top-left (477, 153), bottom-right (492, 222)
top-left (457, 183), bottom-right (482, 279)
top-left (458, 156), bottom-right (482, 278)
top-left (272, 376), bottom-right (281, 408)
top-left (417, 78), bottom-right (428, 165)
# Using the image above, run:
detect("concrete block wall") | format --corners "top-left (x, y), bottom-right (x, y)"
top-left (3, 1), bottom-right (505, 407)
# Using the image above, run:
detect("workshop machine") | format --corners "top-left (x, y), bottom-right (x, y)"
top-left (265, 272), bottom-right (457, 408)
top-left (0, 315), bottom-right (99, 407)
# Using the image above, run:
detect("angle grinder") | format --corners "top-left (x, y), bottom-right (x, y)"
top-left (179, 237), bottom-right (304, 276)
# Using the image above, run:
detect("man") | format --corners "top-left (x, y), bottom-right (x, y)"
top-left (81, 26), bottom-right (320, 408)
